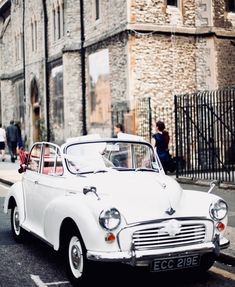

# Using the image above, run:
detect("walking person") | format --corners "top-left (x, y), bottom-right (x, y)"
top-left (113, 123), bottom-right (125, 138)
top-left (0, 123), bottom-right (6, 162)
top-left (6, 120), bottom-right (19, 163)
top-left (151, 120), bottom-right (171, 174)
top-left (15, 121), bottom-right (24, 149)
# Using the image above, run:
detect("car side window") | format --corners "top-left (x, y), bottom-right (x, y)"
top-left (27, 144), bottom-right (42, 172)
top-left (42, 144), bottom-right (64, 176)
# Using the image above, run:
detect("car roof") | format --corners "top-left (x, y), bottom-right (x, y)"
top-left (65, 133), bottom-right (147, 145)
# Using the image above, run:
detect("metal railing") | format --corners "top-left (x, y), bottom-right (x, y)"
top-left (111, 87), bottom-right (235, 184)
top-left (175, 87), bottom-right (235, 183)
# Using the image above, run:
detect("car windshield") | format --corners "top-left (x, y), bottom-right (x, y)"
top-left (64, 140), bottom-right (159, 174)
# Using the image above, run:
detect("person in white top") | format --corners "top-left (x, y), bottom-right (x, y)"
top-left (0, 123), bottom-right (6, 161)
top-left (113, 123), bottom-right (125, 138)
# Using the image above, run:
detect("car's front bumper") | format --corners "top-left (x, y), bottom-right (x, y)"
top-left (87, 237), bottom-right (230, 266)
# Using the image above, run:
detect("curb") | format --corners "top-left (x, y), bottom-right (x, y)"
top-left (0, 178), bottom-right (14, 186)
top-left (176, 177), bottom-right (235, 190)
top-left (219, 251), bottom-right (235, 266)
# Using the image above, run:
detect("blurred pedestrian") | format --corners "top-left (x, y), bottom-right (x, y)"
top-left (113, 123), bottom-right (125, 138)
top-left (151, 120), bottom-right (171, 173)
top-left (0, 123), bottom-right (6, 162)
top-left (6, 120), bottom-right (19, 163)
top-left (15, 121), bottom-right (24, 149)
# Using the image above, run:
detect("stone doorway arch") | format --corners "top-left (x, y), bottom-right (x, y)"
top-left (30, 77), bottom-right (40, 142)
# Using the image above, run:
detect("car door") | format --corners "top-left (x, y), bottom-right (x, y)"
top-left (29, 143), bottom-right (65, 238)
top-left (22, 143), bottom-right (42, 231)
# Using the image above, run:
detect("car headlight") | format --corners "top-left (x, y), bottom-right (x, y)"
top-left (209, 199), bottom-right (228, 221)
top-left (99, 208), bottom-right (121, 231)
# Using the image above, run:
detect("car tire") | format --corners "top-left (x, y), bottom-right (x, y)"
top-left (199, 253), bottom-right (215, 272)
top-left (11, 204), bottom-right (26, 242)
top-left (64, 227), bottom-right (91, 286)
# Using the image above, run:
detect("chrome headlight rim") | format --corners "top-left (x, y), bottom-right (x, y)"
top-left (209, 199), bottom-right (228, 221)
top-left (99, 208), bottom-right (121, 231)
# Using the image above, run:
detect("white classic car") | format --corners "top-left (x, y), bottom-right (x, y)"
top-left (4, 134), bottom-right (229, 286)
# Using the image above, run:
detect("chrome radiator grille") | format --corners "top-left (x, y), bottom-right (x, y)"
top-left (132, 223), bottom-right (206, 250)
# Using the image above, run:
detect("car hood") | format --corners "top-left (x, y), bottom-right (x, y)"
top-left (81, 171), bottom-right (183, 224)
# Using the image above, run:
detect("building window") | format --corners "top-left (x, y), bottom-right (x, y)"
top-left (57, 7), bottom-right (61, 39)
top-left (34, 21), bottom-right (37, 50)
top-left (15, 31), bottom-right (22, 61)
top-left (52, 1), bottom-right (64, 41)
top-left (95, 0), bottom-right (100, 20)
top-left (167, 0), bottom-right (178, 6)
top-left (31, 22), bottom-right (34, 51)
top-left (53, 8), bottom-right (56, 41)
top-left (88, 49), bottom-right (111, 125)
top-left (31, 18), bottom-right (37, 52)
top-left (52, 66), bottom-right (64, 126)
top-left (227, 0), bottom-right (235, 12)
top-left (61, 2), bottom-right (65, 37)
top-left (16, 81), bottom-right (25, 122)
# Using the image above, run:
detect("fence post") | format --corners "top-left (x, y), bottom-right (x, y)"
top-left (174, 95), bottom-right (179, 178)
top-left (148, 97), bottom-right (152, 142)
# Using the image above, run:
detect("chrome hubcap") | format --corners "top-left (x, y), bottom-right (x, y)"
top-left (71, 245), bottom-right (81, 270)
top-left (14, 209), bottom-right (20, 233)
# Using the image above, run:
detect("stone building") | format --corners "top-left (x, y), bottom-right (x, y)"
top-left (0, 0), bottom-right (235, 148)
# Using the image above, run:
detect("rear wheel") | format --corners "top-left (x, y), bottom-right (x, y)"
top-left (11, 204), bottom-right (26, 242)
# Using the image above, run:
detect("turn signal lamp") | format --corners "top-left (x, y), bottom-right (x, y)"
top-left (216, 222), bottom-right (225, 232)
top-left (105, 232), bottom-right (116, 243)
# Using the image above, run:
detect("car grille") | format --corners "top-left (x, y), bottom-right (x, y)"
top-left (132, 223), bottom-right (206, 250)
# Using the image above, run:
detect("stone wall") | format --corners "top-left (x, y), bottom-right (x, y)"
top-left (129, 32), bottom-right (197, 105)
top-left (63, 51), bottom-right (83, 140)
top-left (84, 0), bottom-right (127, 46)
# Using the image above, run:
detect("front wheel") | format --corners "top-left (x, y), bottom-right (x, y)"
top-left (11, 204), bottom-right (26, 242)
top-left (199, 253), bottom-right (215, 272)
top-left (64, 229), bottom-right (92, 286)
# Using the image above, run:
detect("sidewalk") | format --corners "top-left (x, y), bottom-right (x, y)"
top-left (0, 154), bottom-right (234, 265)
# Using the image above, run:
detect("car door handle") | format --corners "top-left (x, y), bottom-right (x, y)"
top-left (34, 180), bottom-right (38, 184)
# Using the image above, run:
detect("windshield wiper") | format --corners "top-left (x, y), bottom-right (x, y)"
top-left (93, 169), bottom-right (109, 174)
top-left (135, 167), bottom-right (157, 172)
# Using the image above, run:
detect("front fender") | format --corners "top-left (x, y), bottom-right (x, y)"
top-left (43, 194), bottom-right (108, 251)
top-left (4, 182), bottom-right (25, 224)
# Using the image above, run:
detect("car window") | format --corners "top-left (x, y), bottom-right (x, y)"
top-left (27, 143), bottom-right (42, 172)
top-left (41, 144), bottom-right (63, 176)
top-left (107, 143), bottom-right (131, 168)
top-left (65, 141), bottom-right (158, 173)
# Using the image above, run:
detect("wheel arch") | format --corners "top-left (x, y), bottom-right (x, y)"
top-left (4, 182), bottom-right (25, 224)
top-left (59, 217), bottom-right (85, 253)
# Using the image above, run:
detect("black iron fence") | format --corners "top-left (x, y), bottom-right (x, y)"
top-left (111, 87), bottom-right (235, 184)
top-left (175, 87), bottom-right (235, 183)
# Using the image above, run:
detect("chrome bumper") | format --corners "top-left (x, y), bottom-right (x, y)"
top-left (87, 237), bottom-right (230, 265)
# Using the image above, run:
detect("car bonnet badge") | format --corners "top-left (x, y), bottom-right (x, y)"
top-left (165, 206), bottom-right (175, 215)
top-left (159, 219), bottom-right (181, 237)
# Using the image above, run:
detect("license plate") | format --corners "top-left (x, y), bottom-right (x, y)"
top-left (151, 254), bottom-right (200, 272)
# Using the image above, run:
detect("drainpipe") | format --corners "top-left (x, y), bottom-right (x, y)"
top-left (80, 0), bottom-right (87, 135)
top-left (22, 0), bottom-right (26, 103)
top-left (42, 0), bottom-right (50, 141)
